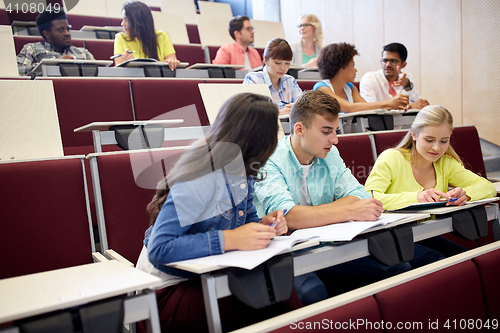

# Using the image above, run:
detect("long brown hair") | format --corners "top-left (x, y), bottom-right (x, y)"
top-left (123, 1), bottom-right (159, 61)
top-left (147, 93), bottom-right (280, 225)
top-left (395, 105), bottom-right (462, 163)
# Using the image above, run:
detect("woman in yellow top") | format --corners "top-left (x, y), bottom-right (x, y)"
top-left (365, 105), bottom-right (495, 211)
top-left (113, 1), bottom-right (180, 70)
top-left (365, 105), bottom-right (496, 256)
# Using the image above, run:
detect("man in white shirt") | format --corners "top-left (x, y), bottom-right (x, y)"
top-left (360, 43), bottom-right (428, 110)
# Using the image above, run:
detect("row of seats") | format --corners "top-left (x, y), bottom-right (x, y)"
top-left (235, 242), bottom-right (500, 333)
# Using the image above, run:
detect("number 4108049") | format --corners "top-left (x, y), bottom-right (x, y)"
top-left (6, 2), bottom-right (61, 14)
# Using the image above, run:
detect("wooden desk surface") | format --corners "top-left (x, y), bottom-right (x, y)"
top-left (0, 261), bottom-right (161, 324)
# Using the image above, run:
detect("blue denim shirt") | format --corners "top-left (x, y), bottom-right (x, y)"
top-left (255, 135), bottom-right (370, 217)
top-left (145, 169), bottom-right (260, 278)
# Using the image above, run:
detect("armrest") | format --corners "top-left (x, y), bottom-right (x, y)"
top-left (105, 249), bottom-right (134, 267)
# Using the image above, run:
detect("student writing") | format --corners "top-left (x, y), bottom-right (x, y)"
top-left (136, 93), bottom-right (301, 332)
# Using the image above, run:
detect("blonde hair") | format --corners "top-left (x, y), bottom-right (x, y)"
top-left (395, 105), bottom-right (462, 163)
top-left (299, 14), bottom-right (323, 48)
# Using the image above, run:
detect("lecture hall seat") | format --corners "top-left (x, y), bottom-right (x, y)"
top-left (473, 248), bottom-right (500, 321)
top-left (83, 39), bottom-right (115, 61)
top-left (0, 9), bottom-right (9, 25)
top-left (336, 134), bottom-right (375, 184)
top-left (13, 36), bottom-right (84, 55)
top-left (130, 79), bottom-right (209, 127)
top-left (66, 14), bottom-right (111, 30)
top-left (186, 24), bottom-right (200, 44)
top-left (90, 148), bottom-right (187, 263)
top-left (50, 78), bottom-right (134, 155)
top-left (0, 156), bottom-right (94, 279)
top-left (374, 260), bottom-right (489, 332)
top-left (174, 44), bottom-right (206, 66)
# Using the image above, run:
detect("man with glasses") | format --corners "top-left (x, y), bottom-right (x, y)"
top-left (360, 43), bottom-right (428, 109)
top-left (212, 15), bottom-right (262, 70)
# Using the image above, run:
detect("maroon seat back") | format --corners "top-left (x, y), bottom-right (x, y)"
top-left (0, 9), bottom-right (10, 25)
top-left (67, 14), bottom-right (111, 30)
top-left (0, 157), bottom-right (93, 279)
top-left (174, 44), bottom-right (206, 66)
top-left (186, 24), bottom-right (200, 44)
top-left (130, 79), bottom-right (209, 126)
top-left (473, 248), bottom-right (500, 320)
top-left (83, 39), bottom-right (114, 61)
top-left (207, 46), bottom-right (219, 63)
top-left (374, 260), bottom-right (488, 331)
top-left (50, 78), bottom-right (134, 154)
top-left (271, 297), bottom-right (383, 332)
top-left (336, 134), bottom-right (374, 184)
top-left (94, 148), bottom-right (187, 263)
top-left (372, 130), bottom-right (407, 155)
top-left (202, 79), bottom-right (243, 84)
top-left (109, 18), bottom-right (122, 26)
top-left (14, 36), bottom-right (84, 55)
top-left (451, 126), bottom-right (487, 178)
top-left (296, 80), bottom-right (317, 92)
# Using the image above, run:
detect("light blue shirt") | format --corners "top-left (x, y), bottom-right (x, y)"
top-left (255, 135), bottom-right (370, 217)
top-left (243, 66), bottom-right (303, 109)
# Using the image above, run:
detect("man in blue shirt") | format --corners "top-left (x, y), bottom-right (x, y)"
top-left (255, 90), bottom-right (442, 305)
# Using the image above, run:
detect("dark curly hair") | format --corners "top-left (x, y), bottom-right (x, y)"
top-left (36, 7), bottom-right (66, 41)
top-left (317, 43), bottom-right (359, 80)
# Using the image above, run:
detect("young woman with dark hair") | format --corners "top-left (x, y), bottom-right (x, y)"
top-left (243, 37), bottom-right (303, 116)
top-left (113, 1), bottom-right (180, 69)
top-left (136, 93), bottom-right (302, 332)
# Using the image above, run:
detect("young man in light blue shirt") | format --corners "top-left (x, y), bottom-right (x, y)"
top-left (255, 90), bottom-right (443, 304)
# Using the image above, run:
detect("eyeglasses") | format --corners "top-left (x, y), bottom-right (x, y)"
top-left (381, 59), bottom-right (401, 65)
top-left (242, 26), bottom-right (255, 32)
top-left (297, 23), bottom-right (312, 28)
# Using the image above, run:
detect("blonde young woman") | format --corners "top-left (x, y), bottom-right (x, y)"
top-left (365, 105), bottom-right (496, 256)
top-left (290, 14), bottom-right (323, 68)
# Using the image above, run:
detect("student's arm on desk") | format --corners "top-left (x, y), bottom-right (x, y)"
top-left (316, 86), bottom-right (408, 113)
top-left (285, 196), bottom-right (383, 231)
top-left (447, 157), bottom-right (497, 201)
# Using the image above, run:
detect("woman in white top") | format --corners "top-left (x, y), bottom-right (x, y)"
top-left (314, 43), bottom-right (408, 113)
top-left (290, 14), bottom-right (322, 68)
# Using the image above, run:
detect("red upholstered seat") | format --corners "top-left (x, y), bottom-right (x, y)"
top-left (83, 39), bottom-right (115, 61)
top-left (336, 134), bottom-right (374, 184)
top-left (372, 130), bottom-right (407, 155)
top-left (186, 24), bottom-right (200, 44)
top-left (374, 260), bottom-right (488, 331)
top-left (50, 78), bottom-right (134, 153)
top-left (473, 248), bottom-right (500, 321)
top-left (202, 79), bottom-right (243, 84)
top-left (92, 148), bottom-right (187, 263)
top-left (0, 9), bottom-right (10, 25)
top-left (0, 157), bottom-right (93, 279)
top-left (271, 296), bottom-right (383, 332)
top-left (451, 126), bottom-right (487, 178)
top-left (174, 44), bottom-right (206, 66)
top-left (207, 46), bottom-right (219, 63)
top-left (296, 80), bottom-right (317, 92)
top-left (130, 79), bottom-right (209, 126)
top-left (67, 14), bottom-right (111, 30)
top-left (14, 36), bottom-right (84, 55)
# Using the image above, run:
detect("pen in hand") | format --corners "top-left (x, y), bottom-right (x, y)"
top-left (371, 190), bottom-right (374, 199)
top-left (270, 209), bottom-right (287, 227)
top-left (110, 50), bottom-right (136, 60)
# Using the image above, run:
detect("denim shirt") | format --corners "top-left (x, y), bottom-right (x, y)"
top-left (145, 169), bottom-right (260, 278)
top-left (255, 135), bottom-right (370, 217)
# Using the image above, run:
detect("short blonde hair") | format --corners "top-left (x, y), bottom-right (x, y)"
top-left (396, 105), bottom-right (462, 163)
top-left (299, 14), bottom-right (323, 48)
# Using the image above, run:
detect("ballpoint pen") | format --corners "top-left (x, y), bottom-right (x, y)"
top-left (271, 209), bottom-right (287, 227)
top-left (110, 50), bottom-right (136, 60)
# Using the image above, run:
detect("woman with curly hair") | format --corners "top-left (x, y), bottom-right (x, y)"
top-left (290, 14), bottom-right (323, 68)
top-left (314, 42), bottom-right (408, 113)
top-left (113, 1), bottom-right (180, 70)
